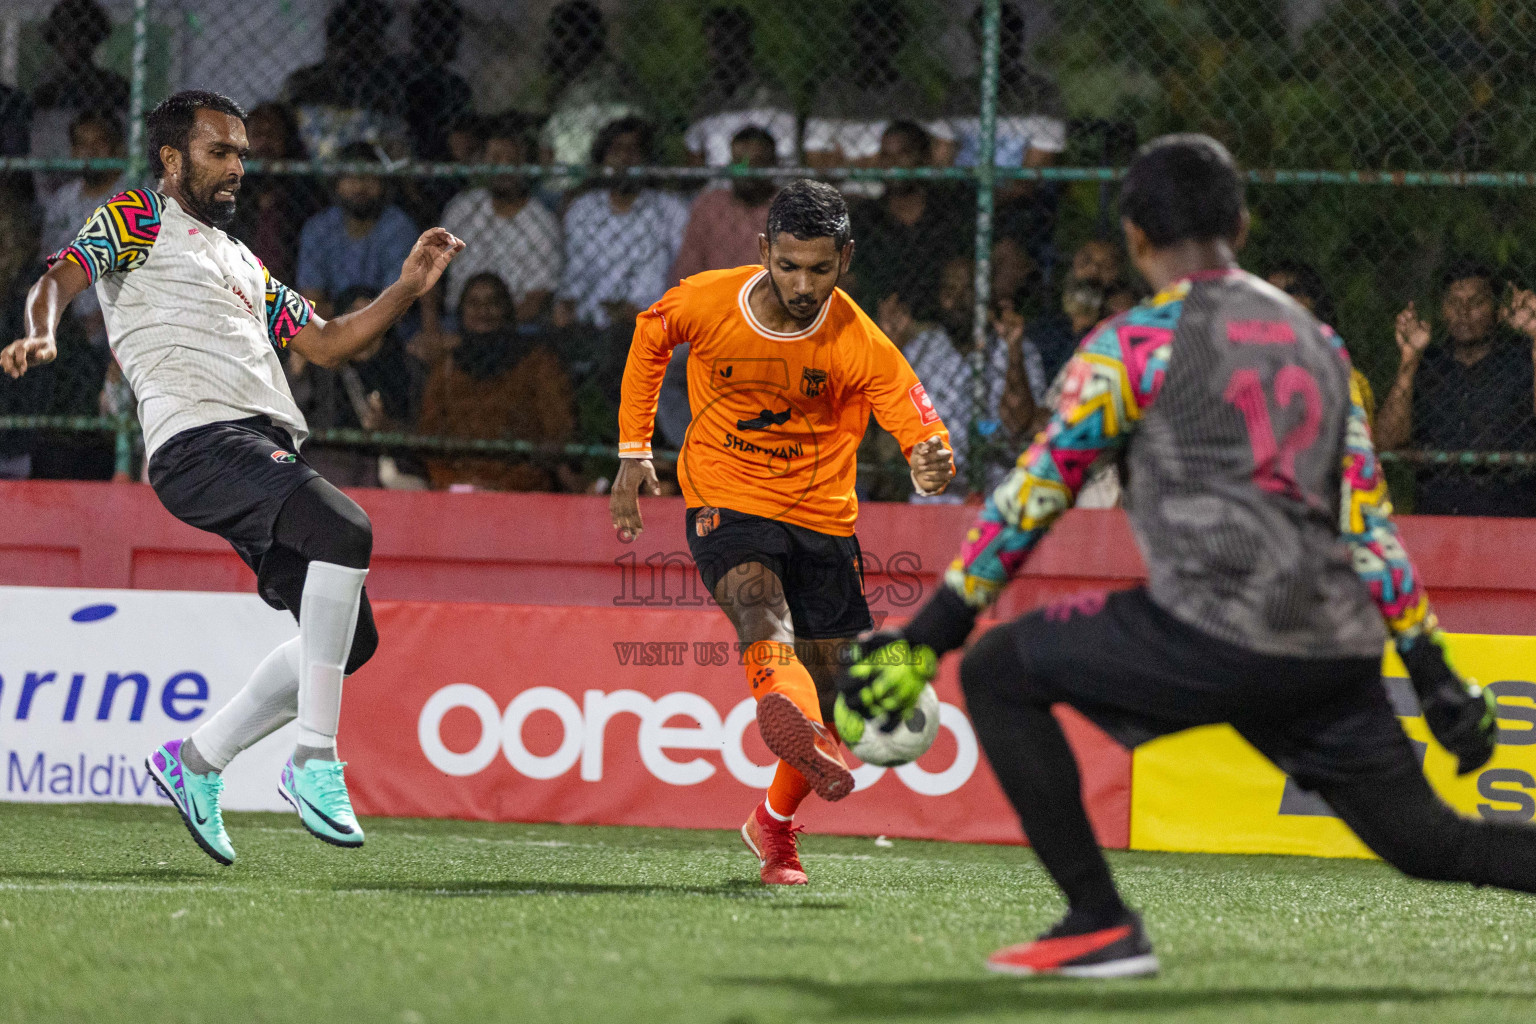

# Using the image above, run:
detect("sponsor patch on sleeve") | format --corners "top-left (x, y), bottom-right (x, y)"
top-left (908, 382), bottom-right (939, 426)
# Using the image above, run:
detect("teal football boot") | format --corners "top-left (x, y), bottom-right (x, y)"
top-left (146, 739), bottom-right (235, 866)
top-left (279, 757), bottom-right (365, 847)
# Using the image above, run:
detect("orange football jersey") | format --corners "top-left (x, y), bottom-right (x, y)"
top-left (618, 265), bottom-right (949, 535)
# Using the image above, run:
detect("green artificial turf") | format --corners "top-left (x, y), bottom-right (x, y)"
top-left (2, 803), bottom-right (1535, 1023)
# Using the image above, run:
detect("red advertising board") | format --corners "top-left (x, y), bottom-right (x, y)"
top-left (342, 601), bottom-right (1131, 847)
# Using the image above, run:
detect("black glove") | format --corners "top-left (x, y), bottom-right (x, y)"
top-left (1401, 632), bottom-right (1497, 776)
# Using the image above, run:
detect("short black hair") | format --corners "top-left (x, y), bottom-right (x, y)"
top-left (766, 180), bottom-right (851, 250)
top-left (1118, 133), bottom-right (1244, 248)
top-left (1267, 259), bottom-right (1333, 321)
top-left (591, 116), bottom-right (654, 165)
top-left (883, 119), bottom-right (931, 160)
top-left (69, 108), bottom-right (125, 149)
top-left (484, 113), bottom-right (536, 158)
top-left (145, 90), bottom-right (247, 179)
top-left (1441, 257), bottom-right (1499, 293)
top-left (730, 125), bottom-right (777, 157)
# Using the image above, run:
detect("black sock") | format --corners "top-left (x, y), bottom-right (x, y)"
top-left (1327, 766), bottom-right (1536, 893)
top-left (964, 662), bottom-right (1128, 926)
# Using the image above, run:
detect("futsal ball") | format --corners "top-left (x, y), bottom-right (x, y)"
top-left (849, 684), bottom-right (941, 767)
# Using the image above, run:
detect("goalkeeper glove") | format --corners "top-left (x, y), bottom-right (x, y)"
top-left (1400, 630), bottom-right (1497, 775)
top-left (834, 586), bottom-right (978, 744)
top-left (835, 634), bottom-right (937, 745)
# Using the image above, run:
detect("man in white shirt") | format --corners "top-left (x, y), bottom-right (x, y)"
top-left (554, 118), bottom-right (688, 331)
top-left (439, 117), bottom-right (562, 323)
top-left (1, 90), bottom-right (464, 867)
top-left (39, 109), bottom-right (128, 344)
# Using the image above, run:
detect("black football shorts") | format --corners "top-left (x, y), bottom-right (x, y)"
top-left (148, 415), bottom-right (319, 609)
top-left (685, 506), bottom-right (874, 640)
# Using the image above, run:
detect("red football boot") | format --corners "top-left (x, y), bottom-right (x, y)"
top-left (740, 803), bottom-right (808, 885)
top-left (755, 693), bottom-right (854, 801)
top-left (986, 912), bottom-right (1159, 978)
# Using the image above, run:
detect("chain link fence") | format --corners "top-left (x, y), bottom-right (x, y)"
top-left (1, 0), bottom-right (1534, 513)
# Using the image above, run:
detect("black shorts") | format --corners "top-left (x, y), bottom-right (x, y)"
top-left (684, 506), bottom-right (874, 640)
top-left (991, 586), bottom-right (1415, 789)
top-left (148, 416), bottom-right (319, 610)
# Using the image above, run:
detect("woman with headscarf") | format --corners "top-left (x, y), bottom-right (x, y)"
top-left (417, 273), bottom-right (575, 490)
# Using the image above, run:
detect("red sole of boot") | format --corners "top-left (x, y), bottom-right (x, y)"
top-left (756, 694), bottom-right (854, 802)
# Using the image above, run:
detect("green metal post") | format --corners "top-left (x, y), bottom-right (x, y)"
top-left (967, 0), bottom-right (1001, 494)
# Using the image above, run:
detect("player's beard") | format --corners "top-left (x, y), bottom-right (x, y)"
top-left (768, 267), bottom-right (832, 327)
top-left (183, 162), bottom-right (239, 228)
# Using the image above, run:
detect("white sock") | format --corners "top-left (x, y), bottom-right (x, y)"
top-left (296, 561), bottom-right (367, 755)
top-left (188, 637), bottom-right (301, 771)
top-left (763, 796), bottom-right (794, 822)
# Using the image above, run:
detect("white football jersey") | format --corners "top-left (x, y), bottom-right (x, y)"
top-left (50, 188), bottom-right (313, 457)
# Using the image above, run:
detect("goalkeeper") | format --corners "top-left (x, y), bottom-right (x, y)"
top-left (838, 134), bottom-right (1525, 979)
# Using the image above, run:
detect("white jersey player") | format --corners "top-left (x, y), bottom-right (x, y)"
top-left (1, 90), bottom-right (464, 864)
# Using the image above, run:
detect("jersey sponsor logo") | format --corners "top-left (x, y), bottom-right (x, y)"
top-left (736, 407), bottom-right (792, 432)
top-left (711, 358), bottom-right (790, 390)
top-left (270, 450), bottom-right (297, 464)
top-left (801, 367), bottom-right (829, 397)
top-left (722, 431), bottom-right (803, 461)
top-left (1227, 320), bottom-right (1298, 345)
top-left (229, 281), bottom-right (255, 316)
top-left (909, 382), bottom-right (939, 426)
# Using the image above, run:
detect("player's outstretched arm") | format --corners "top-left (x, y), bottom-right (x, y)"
top-left (838, 313), bottom-right (1168, 731)
top-left (611, 289), bottom-right (685, 539)
top-left (1333, 346), bottom-right (1496, 773)
top-left (288, 228), bottom-right (465, 368)
top-left (0, 259), bottom-right (90, 379)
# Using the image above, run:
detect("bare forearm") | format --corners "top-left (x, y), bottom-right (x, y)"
top-left (305, 280), bottom-right (419, 367)
top-left (1374, 365), bottom-right (1417, 450)
top-left (26, 264), bottom-right (88, 339)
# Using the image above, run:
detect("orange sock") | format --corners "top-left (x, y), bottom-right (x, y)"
top-left (743, 640), bottom-right (822, 723)
top-left (765, 761), bottom-right (813, 819)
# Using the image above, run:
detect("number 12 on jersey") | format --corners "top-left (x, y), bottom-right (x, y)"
top-left (1223, 365), bottom-right (1323, 501)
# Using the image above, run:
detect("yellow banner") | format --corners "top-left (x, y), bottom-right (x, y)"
top-left (1129, 633), bottom-right (1536, 858)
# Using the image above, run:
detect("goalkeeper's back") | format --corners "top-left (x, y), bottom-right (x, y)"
top-left (1120, 269), bottom-right (1386, 660)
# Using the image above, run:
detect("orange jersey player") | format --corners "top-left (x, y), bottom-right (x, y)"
top-left (610, 180), bottom-right (956, 885)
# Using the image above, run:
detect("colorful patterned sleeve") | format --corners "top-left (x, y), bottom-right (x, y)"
top-left (943, 286), bottom-right (1183, 609)
top-left (1329, 327), bottom-right (1438, 652)
top-left (46, 189), bottom-right (164, 283)
top-left (259, 260), bottom-right (313, 350)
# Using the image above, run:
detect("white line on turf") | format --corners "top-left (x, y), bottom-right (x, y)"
top-left (243, 826), bottom-right (984, 867)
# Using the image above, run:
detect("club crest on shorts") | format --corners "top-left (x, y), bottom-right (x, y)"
top-left (270, 450), bottom-right (297, 464)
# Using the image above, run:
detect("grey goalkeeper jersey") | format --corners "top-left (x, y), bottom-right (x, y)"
top-left (949, 268), bottom-right (1387, 660)
top-left (48, 189), bottom-right (314, 457)
top-left (1123, 270), bottom-right (1385, 658)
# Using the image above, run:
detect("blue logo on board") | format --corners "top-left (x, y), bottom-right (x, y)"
top-left (70, 604), bottom-right (118, 623)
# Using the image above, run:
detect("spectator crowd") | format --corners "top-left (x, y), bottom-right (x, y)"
top-left (3, 0), bottom-right (1536, 516)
